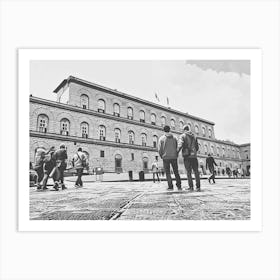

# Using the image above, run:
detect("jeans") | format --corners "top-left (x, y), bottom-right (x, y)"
top-left (183, 157), bottom-right (200, 189)
top-left (153, 172), bottom-right (160, 183)
top-left (34, 166), bottom-right (44, 184)
top-left (163, 159), bottom-right (181, 189)
top-left (208, 166), bottom-right (215, 183)
top-left (75, 168), bottom-right (83, 186)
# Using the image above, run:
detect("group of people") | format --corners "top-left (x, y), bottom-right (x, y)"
top-left (33, 144), bottom-right (87, 191)
top-left (153, 124), bottom-right (221, 191)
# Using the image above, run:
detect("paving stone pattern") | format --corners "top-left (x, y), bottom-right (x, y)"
top-left (30, 179), bottom-right (250, 220)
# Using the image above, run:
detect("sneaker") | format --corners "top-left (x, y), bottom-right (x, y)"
top-left (53, 182), bottom-right (59, 191)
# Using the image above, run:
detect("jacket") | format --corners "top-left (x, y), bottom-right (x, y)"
top-left (72, 151), bottom-right (87, 169)
top-left (206, 156), bottom-right (217, 169)
top-left (158, 133), bottom-right (178, 160)
top-left (178, 132), bottom-right (199, 158)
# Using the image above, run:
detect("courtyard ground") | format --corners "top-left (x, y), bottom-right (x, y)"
top-left (30, 178), bottom-right (250, 220)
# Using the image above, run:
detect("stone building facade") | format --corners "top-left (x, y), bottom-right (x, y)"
top-left (30, 76), bottom-right (251, 175)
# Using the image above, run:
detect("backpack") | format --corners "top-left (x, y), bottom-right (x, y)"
top-left (34, 148), bottom-right (46, 167)
top-left (184, 134), bottom-right (197, 157)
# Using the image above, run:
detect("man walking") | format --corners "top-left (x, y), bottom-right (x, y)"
top-left (206, 153), bottom-right (218, 184)
top-left (178, 125), bottom-right (201, 191)
top-left (158, 125), bottom-right (181, 190)
top-left (52, 143), bottom-right (68, 190)
top-left (72, 147), bottom-right (87, 188)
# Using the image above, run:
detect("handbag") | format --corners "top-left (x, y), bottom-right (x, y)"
top-left (76, 152), bottom-right (87, 168)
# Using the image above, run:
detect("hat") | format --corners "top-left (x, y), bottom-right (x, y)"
top-left (60, 143), bottom-right (66, 149)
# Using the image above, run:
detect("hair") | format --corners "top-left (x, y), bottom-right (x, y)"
top-left (183, 125), bottom-right (190, 131)
top-left (163, 125), bottom-right (170, 132)
top-left (208, 153), bottom-right (211, 156)
top-left (155, 155), bottom-right (158, 160)
top-left (60, 143), bottom-right (66, 149)
top-left (78, 147), bottom-right (82, 152)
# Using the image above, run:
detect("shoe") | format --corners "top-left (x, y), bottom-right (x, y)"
top-left (53, 182), bottom-right (59, 191)
top-left (36, 185), bottom-right (42, 190)
top-left (61, 185), bottom-right (67, 190)
top-left (42, 187), bottom-right (49, 190)
top-left (196, 188), bottom-right (201, 192)
top-left (167, 187), bottom-right (174, 191)
top-left (208, 178), bottom-right (211, 183)
top-left (177, 186), bottom-right (182, 191)
top-left (187, 187), bottom-right (194, 191)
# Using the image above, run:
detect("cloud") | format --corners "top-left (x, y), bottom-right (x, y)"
top-left (185, 60), bottom-right (250, 75)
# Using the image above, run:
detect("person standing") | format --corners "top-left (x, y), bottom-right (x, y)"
top-left (151, 155), bottom-right (160, 183)
top-left (52, 143), bottom-right (68, 190)
top-left (33, 147), bottom-right (46, 190)
top-left (40, 146), bottom-right (56, 190)
top-left (158, 125), bottom-right (181, 191)
top-left (206, 153), bottom-right (218, 184)
top-left (178, 125), bottom-right (201, 191)
top-left (72, 147), bottom-right (87, 188)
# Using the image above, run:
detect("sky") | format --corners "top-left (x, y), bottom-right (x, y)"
top-left (30, 60), bottom-right (250, 144)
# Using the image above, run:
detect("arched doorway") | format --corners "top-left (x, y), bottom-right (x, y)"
top-left (115, 154), bottom-right (122, 173)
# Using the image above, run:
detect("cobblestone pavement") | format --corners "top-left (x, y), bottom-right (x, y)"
top-left (30, 179), bottom-right (250, 220)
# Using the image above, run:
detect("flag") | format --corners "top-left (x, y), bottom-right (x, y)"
top-left (155, 93), bottom-right (160, 102)
top-left (166, 97), bottom-right (169, 106)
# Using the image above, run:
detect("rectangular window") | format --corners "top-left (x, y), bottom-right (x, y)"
top-left (100, 150), bottom-right (105, 157)
top-left (131, 153), bottom-right (134, 160)
top-left (82, 105), bottom-right (87, 109)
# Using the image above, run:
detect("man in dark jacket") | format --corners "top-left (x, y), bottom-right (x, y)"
top-left (158, 125), bottom-right (181, 190)
top-left (178, 125), bottom-right (201, 191)
top-left (206, 153), bottom-right (218, 184)
top-left (52, 143), bottom-right (68, 190)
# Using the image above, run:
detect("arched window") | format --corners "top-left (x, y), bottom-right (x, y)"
top-left (80, 94), bottom-right (89, 109)
top-left (98, 99), bottom-right (105, 113)
top-left (202, 127), bottom-right (206, 136)
top-left (151, 113), bottom-right (156, 125)
top-left (179, 121), bottom-right (184, 130)
top-left (198, 143), bottom-right (202, 154)
top-left (113, 103), bottom-right (120, 117)
top-left (81, 122), bottom-right (89, 138)
top-left (208, 128), bottom-right (212, 138)
top-left (204, 144), bottom-right (208, 155)
top-left (141, 133), bottom-right (147, 146)
top-left (222, 147), bottom-right (225, 157)
top-left (195, 125), bottom-right (199, 134)
top-left (232, 149), bottom-right (236, 158)
top-left (216, 147), bottom-right (220, 157)
top-left (114, 128), bottom-right (121, 143)
top-left (128, 130), bottom-right (135, 145)
top-left (161, 116), bottom-right (166, 127)
top-left (140, 110), bottom-right (145, 123)
top-left (127, 107), bottom-right (133, 120)
top-left (228, 147), bottom-right (231, 157)
top-left (115, 154), bottom-right (122, 173)
top-left (152, 135), bottom-right (158, 148)
top-left (99, 125), bottom-right (106, 141)
top-left (211, 145), bottom-right (215, 155)
top-left (170, 119), bottom-right (176, 130)
top-left (60, 118), bottom-right (70, 136)
top-left (143, 157), bottom-right (149, 170)
top-left (187, 123), bottom-right (192, 131)
top-left (37, 114), bottom-right (48, 133)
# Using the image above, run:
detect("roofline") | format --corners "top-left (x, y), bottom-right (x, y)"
top-left (53, 75), bottom-right (215, 126)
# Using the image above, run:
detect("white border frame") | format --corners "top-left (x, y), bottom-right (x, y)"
top-left (18, 48), bottom-right (262, 232)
